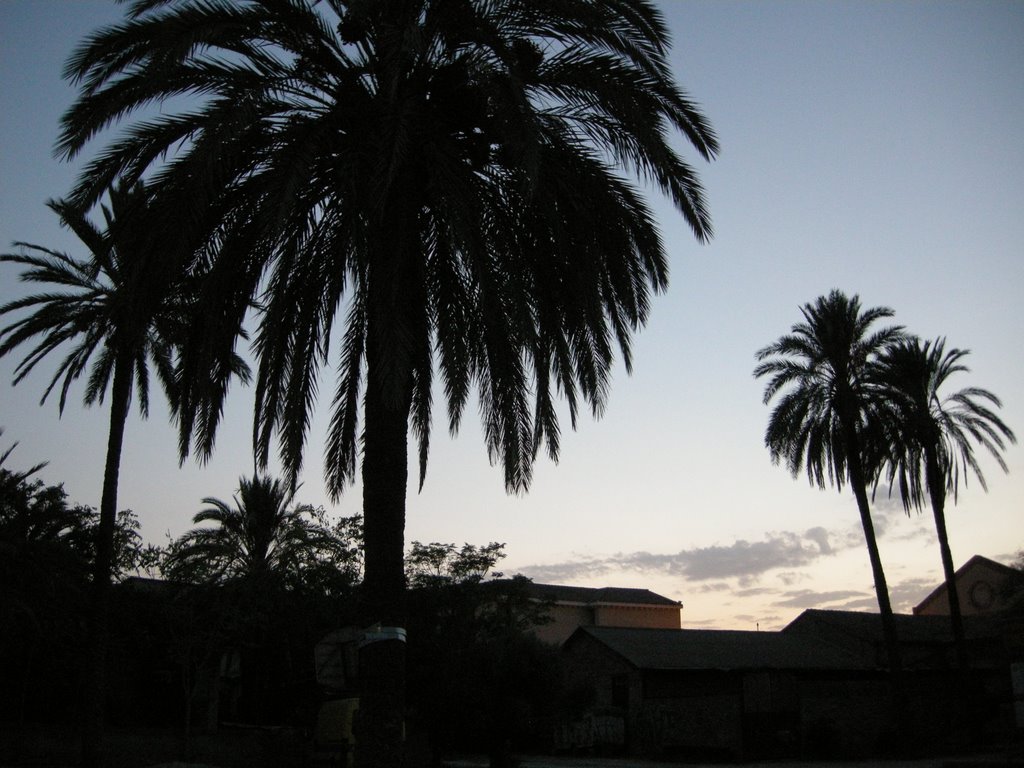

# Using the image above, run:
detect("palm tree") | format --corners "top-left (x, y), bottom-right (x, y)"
top-left (754, 290), bottom-right (907, 681)
top-left (874, 337), bottom-right (1016, 672)
top-left (59, 2), bottom-right (717, 762)
top-left (164, 474), bottom-right (356, 727)
top-left (164, 474), bottom-right (354, 589)
top-left (0, 183), bottom-right (248, 767)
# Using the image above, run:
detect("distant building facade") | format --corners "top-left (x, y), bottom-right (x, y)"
top-left (516, 583), bottom-right (681, 645)
top-left (560, 609), bottom-right (1020, 760)
top-left (555, 556), bottom-right (1024, 760)
top-left (914, 554), bottom-right (1024, 616)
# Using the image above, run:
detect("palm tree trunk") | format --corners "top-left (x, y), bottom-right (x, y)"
top-left (925, 446), bottom-right (969, 673)
top-left (841, 414), bottom-right (910, 745)
top-left (81, 352), bottom-right (132, 768)
top-left (841, 414), bottom-right (904, 677)
top-left (849, 466), bottom-right (915, 746)
top-left (850, 477), bottom-right (903, 674)
top-left (356, 320), bottom-right (410, 768)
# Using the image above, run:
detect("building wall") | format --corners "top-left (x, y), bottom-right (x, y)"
top-left (916, 559), bottom-right (1017, 616)
top-left (797, 674), bottom-right (893, 758)
top-left (559, 630), bottom-right (639, 751)
top-left (535, 602), bottom-right (681, 645)
top-left (535, 603), bottom-right (594, 645)
top-left (638, 670), bottom-right (743, 759)
top-left (594, 604), bottom-right (680, 630)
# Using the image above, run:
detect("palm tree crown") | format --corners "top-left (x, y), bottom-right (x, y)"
top-left (164, 475), bottom-right (354, 588)
top-left (59, 0), bottom-right (719, 494)
top-left (0, 184), bottom-right (179, 417)
top-left (874, 337), bottom-right (1016, 510)
top-left (754, 290), bottom-right (906, 490)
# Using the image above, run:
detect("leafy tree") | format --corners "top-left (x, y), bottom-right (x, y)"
top-left (404, 542), bottom-right (553, 767)
top-left (1001, 550), bottom-right (1024, 607)
top-left (755, 290), bottom-right (907, 682)
top-left (60, 2), bottom-right (717, 762)
top-left (874, 338), bottom-right (1016, 671)
top-left (0, 433), bottom-right (156, 730)
top-left (0, 182), bottom-right (249, 766)
top-left (407, 540), bottom-right (505, 590)
top-left (1, 436), bottom-right (91, 726)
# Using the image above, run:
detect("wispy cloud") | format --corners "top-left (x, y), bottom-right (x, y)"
top-left (517, 525), bottom-right (856, 584)
top-left (513, 523), bottom-right (945, 626)
top-left (889, 576), bottom-right (939, 613)
top-left (697, 582), bottom-right (732, 593)
top-left (773, 589), bottom-right (867, 609)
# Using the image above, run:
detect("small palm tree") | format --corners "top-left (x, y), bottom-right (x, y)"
top-left (874, 337), bottom-right (1016, 671)
top-left (164, 474), bottom-right (354, 589)
top-left (164, 475), bottom-right (356, 726)
top-left (755, 290), bottom-right (907, 678)
top-left (0, 182), bottom-right (248, 767)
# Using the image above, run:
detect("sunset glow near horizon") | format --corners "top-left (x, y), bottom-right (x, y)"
top-left (1, 0), bottom-right (1021, 630)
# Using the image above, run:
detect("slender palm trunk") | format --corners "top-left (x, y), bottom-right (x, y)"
top-left (850, 475), bottom-right (903, 673)
top-left (840, 409), bottom-right (903, 673)
top-left (840, 408), bottom-right (908, 741)
top-left (925, 446), bottom-right (969, 673)
top-left (356, 315), bottom-right (411, 768)
top-left (81, 352), bottom-right (131, 768)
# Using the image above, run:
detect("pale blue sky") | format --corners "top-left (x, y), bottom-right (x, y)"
top-left (1, 0), bottom-right (1022, 629)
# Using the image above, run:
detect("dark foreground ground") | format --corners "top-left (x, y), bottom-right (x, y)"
top-left (1, 724), bottom-right (305, 768)
top-left (443, 753), bottom-right (1024, 768)
top-left (3, 725), bottom-right (1023, 768)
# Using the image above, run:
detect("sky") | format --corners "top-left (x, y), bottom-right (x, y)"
top-left (1, 0), bottom-right (1022, 631)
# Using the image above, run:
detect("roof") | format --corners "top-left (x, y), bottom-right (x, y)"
top-left (567, 626), bottom-right (865, 672)
top-left (785, 608), bottom-right (1004, 644)
top-left (522, 582), bottom-right (680, 608)
top-left (782, 608), bottom-right (1011, 670)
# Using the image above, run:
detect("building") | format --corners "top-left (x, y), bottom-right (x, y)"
top-left (914, 554), bottom-right (1024, 617)
top-left (517, 582), bottom-right (681, 645)
top-left (560, 624), bottom-right (872, 760)
top-left (560, 607), bottom-right (1022, 760)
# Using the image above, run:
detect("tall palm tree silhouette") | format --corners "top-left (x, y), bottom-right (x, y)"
top-left (0, 182), bottom-right (248, 766)
top-left (755, 290), bottom-right (907, 680)
top-left (874, 337), bottom-right (1015, 671)
top-left (59, 2), bottom-right (717, 762)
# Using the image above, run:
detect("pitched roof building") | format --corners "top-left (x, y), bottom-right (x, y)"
top-left (518, 582), bottom-right (681, 645)
top-left (913, 554), bottom-right (1024, 616)
top-left (560, 607), bottom-right (1021, 760)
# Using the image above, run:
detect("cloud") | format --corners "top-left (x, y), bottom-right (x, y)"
top-left (773, 589), bottom-right (867, 609)
top-left (870, 485), bottom-right (910, 515)
top-left (888, 521), bottom-right (936, 544)
top-left (777, 570), bottom-right (810, 586)
top-left (697, 582), bottom-right (732, 593)
top-left (515, 557), bottom-right (610, 583)
top-left (515, 516), bottom-right (926, 603)
top-left (804, 526), bottom-right (833, 554)
top-left (830, 595), bottom-right (880, 611)
top-left (668, 532), bottom-right (823, 580)
top-left (516, 527), bottom-right (849, 584)
top-left (889, 576), bottom-right (939, 613)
